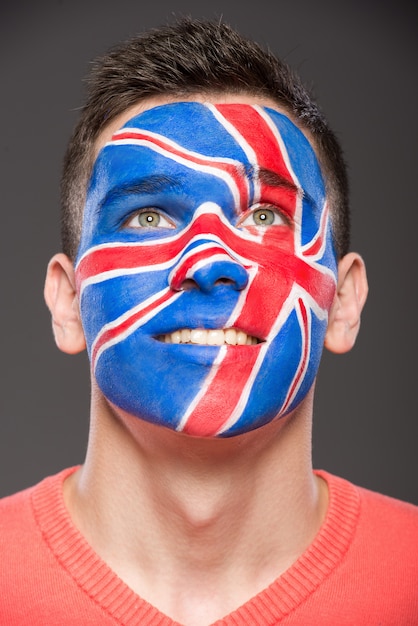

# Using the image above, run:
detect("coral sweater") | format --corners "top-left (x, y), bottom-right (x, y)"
top-left (1, 468), bottom-right (417, 625)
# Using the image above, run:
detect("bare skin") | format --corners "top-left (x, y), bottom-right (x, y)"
top-left (45, 93), bottom-right (368, 626)
top-left (64, 386), bottom-right (328, 625)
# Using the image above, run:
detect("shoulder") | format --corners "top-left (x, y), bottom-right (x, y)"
top-left (0, 469), bottom-right (77, 590)
top-left (320, 469), bottom-right (418, 536)
top-left (311, 470), bottom-right (418, 620)
top-left (0, 467), bottom-right (119, 624)
top-left (318, 470), bottom-right (418, 578)
top-left (0, 467), bottom-right (78, 552)
top-left (354, 479), bottom-right (418, 559)
top-left (0, 482), bottom-right (37, 540)
top-left (319, 469), bottom-right (418, 521)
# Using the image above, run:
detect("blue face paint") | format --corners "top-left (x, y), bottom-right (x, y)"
top-left (76, 102), bottom-right (337, 437)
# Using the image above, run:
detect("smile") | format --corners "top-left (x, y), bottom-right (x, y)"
top-left (155, 328), bottom-right (262, 346)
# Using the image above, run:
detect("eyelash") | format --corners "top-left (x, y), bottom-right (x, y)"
top-left (237, 204), bottom-right (291, 228)
top-left (124, 209), bottom-right (176, 229)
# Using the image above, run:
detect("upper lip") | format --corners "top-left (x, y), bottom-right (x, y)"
top-left (155, 327), bottom-right (263, 345)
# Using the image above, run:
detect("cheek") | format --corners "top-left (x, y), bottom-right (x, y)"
top-left (78, 269), bottom-right (170, 354)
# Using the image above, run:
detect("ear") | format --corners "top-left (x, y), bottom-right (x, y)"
top-left (44, 253), bottom-right (86, 354)
top-left (324, 252), bottom-right (368, 354)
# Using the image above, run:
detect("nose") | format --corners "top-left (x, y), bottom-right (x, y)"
top-left (169, 244), bottom-right (249, 293)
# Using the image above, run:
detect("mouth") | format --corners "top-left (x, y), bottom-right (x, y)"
top-left (155, 328), bottom-right (263, 346)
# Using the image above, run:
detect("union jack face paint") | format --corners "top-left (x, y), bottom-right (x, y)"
top-left (75, 102), bottom-right (337, 437)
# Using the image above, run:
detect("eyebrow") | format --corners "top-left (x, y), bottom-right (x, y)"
top-left (245, 167), bottom-right (303, 194)
top-left (257, 167), bottom-right (299, 192)
top-left (254, 166), bottom-right (315, 206)
top-left (100, 175), bottom-right (181, 207)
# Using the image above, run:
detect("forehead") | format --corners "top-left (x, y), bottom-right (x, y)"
top-left (107, 103), bottom-right (295, 170)
top-left (94, 94), bottom-right (296, 149)
top-left (89, 99), bottom-right (325, 217)
top-left (93, 96), bottom-right (321, 189)
top-left (93, 94), bottom-right (316, 156)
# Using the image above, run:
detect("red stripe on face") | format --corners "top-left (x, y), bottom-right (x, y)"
top-left (213, 104), bottom-right (299, 218)
top-left (181, 344), bottom-right (263, 436)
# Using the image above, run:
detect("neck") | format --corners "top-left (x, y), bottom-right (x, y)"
top-left (64, 387), bottom-right (327, 625)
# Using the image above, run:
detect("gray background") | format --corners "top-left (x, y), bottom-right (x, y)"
top-left (1, 0), bottom-right (417, 504)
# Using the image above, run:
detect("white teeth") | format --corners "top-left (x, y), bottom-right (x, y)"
top-left (225, 328), bottom-right (237, 345)
top-left (180, 328), bottom-right (191, 343)
top-left (207, 329), bottom-right (225, 346)
top-left (190, 329), bottom-right (208, 344)
top-left (170, 330), bottom-right (181, 344)
top-left (236, 330), bottom-right (247, 345)
top-left (159, 328), bottom-right (259, 346)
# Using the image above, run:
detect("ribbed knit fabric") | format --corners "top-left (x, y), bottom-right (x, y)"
top-left (1, 467), bottom-right (417, 625)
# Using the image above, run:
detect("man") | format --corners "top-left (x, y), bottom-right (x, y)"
top-left (1, 17), bottom-right (417, 626)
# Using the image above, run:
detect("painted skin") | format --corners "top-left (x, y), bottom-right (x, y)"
top-left (75, 102), bottom-right (337, 437)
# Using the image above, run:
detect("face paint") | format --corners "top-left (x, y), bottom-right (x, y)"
top-left (76, 102), bottom-right (337, 437)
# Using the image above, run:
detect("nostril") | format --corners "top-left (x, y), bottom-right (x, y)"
top-left (173, 273), bottom-right (246, 293)
top-left (177, 278), bottom-right (199, 291)
top-left (214, 277), bottom-right (236, 286)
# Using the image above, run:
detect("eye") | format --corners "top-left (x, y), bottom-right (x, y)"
top-left (238, 205), bottom-right (289, 228)
top-left (125, 209), bottom-right (175, 229)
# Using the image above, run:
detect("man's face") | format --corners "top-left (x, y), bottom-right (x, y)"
top-left (75, 101), bottom-right (337, 437)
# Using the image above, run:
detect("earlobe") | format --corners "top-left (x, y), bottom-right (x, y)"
top-left (324, 252), bottom-right (368, 354)
top-left (44, 253), bottom-right (86, 355)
